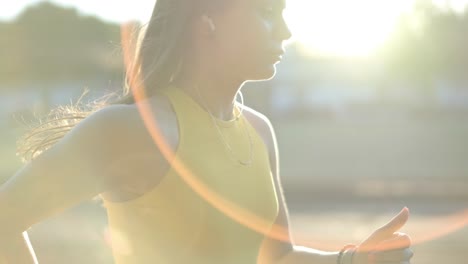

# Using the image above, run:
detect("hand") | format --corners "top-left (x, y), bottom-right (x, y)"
top-left (352, 207), bottom-right (413, 264)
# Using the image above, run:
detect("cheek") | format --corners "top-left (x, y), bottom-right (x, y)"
top-left (221, 20), bottom-right (271, 64)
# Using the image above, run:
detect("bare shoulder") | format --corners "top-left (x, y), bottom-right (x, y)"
top-left (63, 104), bottom-right (149, 157)
top-left (53, 94), bottom-right (178, 195)
top-left (0, 95), bottom-right (178, 231)
top-left (70, 94), bottom-right (177, 154)
top-left (73, 104), bottom-right (138, 143)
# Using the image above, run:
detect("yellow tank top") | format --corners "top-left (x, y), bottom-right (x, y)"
top-left (101, 86), bottom-right (279, 264)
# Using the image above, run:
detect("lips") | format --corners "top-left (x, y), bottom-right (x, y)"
top-left (271, 52), bottom-right (283, 61)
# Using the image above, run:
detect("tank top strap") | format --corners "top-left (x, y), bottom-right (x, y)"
top-left (156, 85), bottom-right (204, 133)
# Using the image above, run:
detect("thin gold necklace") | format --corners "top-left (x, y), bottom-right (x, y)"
top-left (193, 84), bottom-right (254, 166)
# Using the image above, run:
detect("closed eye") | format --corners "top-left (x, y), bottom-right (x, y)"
top-left (260, 6), bottom-right (283, 19)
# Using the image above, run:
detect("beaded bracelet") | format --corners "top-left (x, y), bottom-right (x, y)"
top-left (337, 244), bottom-right (357, 264)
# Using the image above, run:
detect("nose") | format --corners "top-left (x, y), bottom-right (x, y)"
top-left (277, 18), bottom-right (292, 41)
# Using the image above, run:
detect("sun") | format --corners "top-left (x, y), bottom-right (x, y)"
top-left (283, 0), bottom-right (414, 57)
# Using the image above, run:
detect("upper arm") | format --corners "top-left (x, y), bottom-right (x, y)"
top-left (0, 105), bottom-right (135, 233)
top-left (243, 108), bottom-right (294, 263)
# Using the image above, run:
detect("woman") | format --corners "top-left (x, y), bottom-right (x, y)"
top-left (1, 0), bottom-right (413, 263)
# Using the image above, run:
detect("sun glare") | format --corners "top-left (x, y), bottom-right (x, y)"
top-left (284, 0), bottom-right (414, 57)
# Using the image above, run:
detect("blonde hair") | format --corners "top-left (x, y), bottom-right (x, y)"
top-left (17, 0), bottom-right (227, 162)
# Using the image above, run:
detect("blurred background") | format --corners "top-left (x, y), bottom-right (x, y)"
top-left (0, 0), bottom-right (467, 263)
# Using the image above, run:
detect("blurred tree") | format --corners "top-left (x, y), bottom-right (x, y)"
top-left (381, 1), bottom-right (468, 86)
top-left (0, 2), bottom-right (124, 88)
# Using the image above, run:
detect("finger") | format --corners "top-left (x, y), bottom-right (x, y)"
top-left (370, 248), bottom-right (414, 262)
top-left (360, 207), bottom-right (410, 248)
top-left (375, 233), bottom-right (412, 251)
top-left (377, 207), bottom-right (410, 237)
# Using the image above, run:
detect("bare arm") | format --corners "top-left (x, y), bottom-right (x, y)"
top-left (246, 111), bottom-right (339, 264)
top-left (0, 105), bottom-right (145, 263)
top-left (251, 110), bottom-right (413, 264)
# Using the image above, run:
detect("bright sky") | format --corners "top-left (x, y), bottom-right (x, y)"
top-left (2, 0), bottom-right (468, 57)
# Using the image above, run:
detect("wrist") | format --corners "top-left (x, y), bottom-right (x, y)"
top-left (342, 247), bottom-right (356, 264)
top-left (337, 244), bottom-right (357, 264)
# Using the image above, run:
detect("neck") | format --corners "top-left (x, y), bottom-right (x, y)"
top-left (172, 61), bottom-right (245, 121)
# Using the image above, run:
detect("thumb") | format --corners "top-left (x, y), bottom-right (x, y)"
top-left (360, 207), bottom-right (410, 249)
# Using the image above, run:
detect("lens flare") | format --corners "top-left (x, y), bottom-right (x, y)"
top-left (409, 209), bottom-right (468, 246)
top-left (120, 22), bottom-right (468, 253)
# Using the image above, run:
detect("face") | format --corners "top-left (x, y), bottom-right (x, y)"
top-left (208, 0), bottom-right (292, 81)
